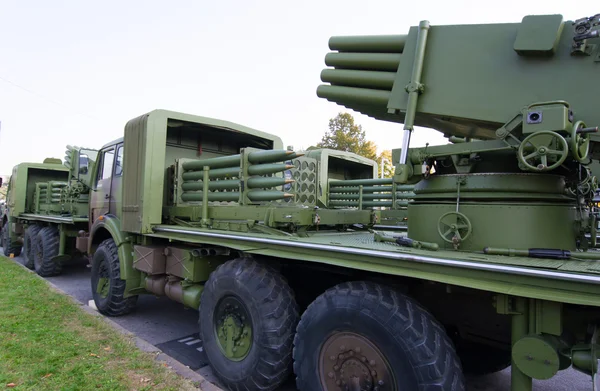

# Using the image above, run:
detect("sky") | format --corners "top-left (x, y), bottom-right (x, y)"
top-left (0, 0), bottom-right (598, 176)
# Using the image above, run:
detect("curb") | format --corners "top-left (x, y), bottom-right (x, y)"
top-left (7, 255), bottom-right (223, 391)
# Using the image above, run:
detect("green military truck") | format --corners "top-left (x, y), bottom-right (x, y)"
top-left (2, 11), bottom-right (599, 391)
top-left (2, 146), bottom-right (98, 276)
top-left (77, 13), bottom-right (600, 391)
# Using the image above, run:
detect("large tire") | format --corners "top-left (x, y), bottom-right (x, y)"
top-left (293, 281), bottom-right (465, 391)
top-left (90, 238), bottom-right (138, 316)
top-left (22, 225), bottom-right (42, 269)
top-left (199, 258), bottom-right (300, 391)
top-left (33, 226), bottom-right (62, 277)
top-left (2, 224), bottom-right (22, 257)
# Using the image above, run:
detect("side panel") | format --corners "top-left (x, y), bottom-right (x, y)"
top-left (122, 113), bottom-right (167, 234)
top-left (122, 114), bottom-right (150, 233)
top-left (122, 110), bottom-right (286, 234)
top-left (391, 21), bottom-right (600, 128)
top-left (7, 164), bottom-right (68, 217)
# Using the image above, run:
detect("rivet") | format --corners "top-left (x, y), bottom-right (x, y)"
top-left (340, 345), bottom-right (345, 351)
top-left (334, 365), bottom-right (339, 371)
top-left (330, 355), bottom-right (336, 361)
top-left (328, 372), bottom-right (334, 378)
top-left (378, 380), bottom-right (384, 386)
top-left (361, 357), bottom-right (367, 362)
top-left (371, 370), bottom-right (377, 376)
top-left (370, 360), bottom-right (376, 366)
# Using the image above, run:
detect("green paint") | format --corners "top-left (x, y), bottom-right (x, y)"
top-left (96, 277), bottom-right (109, 298)
top-left (214, 296), bottom-right (253, 361)
top-left (6, 13), bottom-right (600, 391)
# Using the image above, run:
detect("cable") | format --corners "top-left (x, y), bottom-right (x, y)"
top-left (0, 75), bottom-right (99, 121)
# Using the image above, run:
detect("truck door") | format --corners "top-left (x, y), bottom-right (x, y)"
top-left (110, 144), bottom-right (124, 216)
top-left (90, 147), bottom-right (115, 222)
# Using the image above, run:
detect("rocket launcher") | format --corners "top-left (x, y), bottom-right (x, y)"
top-left (63, 145), bottom-right (99, 188)
top-left (317, 14), bottom-right (600, 171)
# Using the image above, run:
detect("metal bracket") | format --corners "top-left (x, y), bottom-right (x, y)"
top-left (404, 81), bottom-right (424, 94)
top-left (496, 112), bottom-right (523, 147)
top-left (494, 294), bottom-right (522, 315)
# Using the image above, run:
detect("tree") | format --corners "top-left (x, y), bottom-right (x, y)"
top-left (316, 113), bottom-right (378, 161)
top-left (377, 149), bottom-right (394, 178)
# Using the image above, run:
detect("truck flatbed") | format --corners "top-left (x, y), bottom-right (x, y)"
top-left (150, 225), bottom-right (600, 306)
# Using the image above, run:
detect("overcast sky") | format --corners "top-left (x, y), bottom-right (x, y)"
top-left (0, 0), bottom-right (597, 175)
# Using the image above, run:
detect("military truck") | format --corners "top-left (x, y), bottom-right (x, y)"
top-left (3, 146), bottom-right (98, 276)
top-left (0, 11), bottom-right (590, 391)
top-left (76, 13), bottom-right (600, 391)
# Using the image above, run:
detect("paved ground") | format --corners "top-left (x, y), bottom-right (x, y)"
top-left (4, 250), bottom-right (595, 391)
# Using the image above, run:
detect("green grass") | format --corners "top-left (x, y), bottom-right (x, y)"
top-left (0, 256), bottom-right (199, 391)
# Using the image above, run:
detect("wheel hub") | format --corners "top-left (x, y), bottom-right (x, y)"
top-left (319, 332), bottom-right (394, 391)
top-left (95, 259), bottom-right (110, 298)
top-left (214, 296), bottom-right (253, 361)
top-left (96, 278), bottom-right (109, 297)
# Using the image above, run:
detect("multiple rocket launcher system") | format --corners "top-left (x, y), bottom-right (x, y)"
top-left (3, 13), bottom-right (600, 391)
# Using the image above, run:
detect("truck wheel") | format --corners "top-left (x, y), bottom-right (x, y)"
top-left (33, 226), bottom-right (62, 277)
top-left (199, 258), bottom-right (299, 391)
top-left (293, 281), bottom-right (465, 391)
top-left (23, 225), bottom-right (42, 269)
top-left (2, 224), bottom-right (22, 257)
top-left (90, 238), bottom-right (137, 316)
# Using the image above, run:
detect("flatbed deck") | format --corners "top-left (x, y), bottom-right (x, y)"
top-left (150, 225), bottom-right (600, 307)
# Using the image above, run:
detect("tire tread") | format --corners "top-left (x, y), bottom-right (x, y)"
top-left (34, 226), bottom-right (62, 277)
top-left (23, 225), bottom-right (42, 269)
top-left (94, 238), bottom-right (137, 316)
top-left (293, 281), bottom-right (465, 391)
top-left (200, 257), bottom-right (299, 391)
top-left (2, 225), bottom-right (22, 257)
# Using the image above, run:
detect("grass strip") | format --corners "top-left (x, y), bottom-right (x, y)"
top-left (0, 256), bottom-right (199, 390)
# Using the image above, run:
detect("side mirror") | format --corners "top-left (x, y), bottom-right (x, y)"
top-left (78, 155), bottom-right (89, 176)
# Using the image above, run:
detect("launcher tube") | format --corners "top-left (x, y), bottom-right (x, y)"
top-left (328, 34), bottom-right (408, 53)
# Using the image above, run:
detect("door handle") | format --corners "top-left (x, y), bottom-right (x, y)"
top-left (105, 194), bottom-right (110, 199)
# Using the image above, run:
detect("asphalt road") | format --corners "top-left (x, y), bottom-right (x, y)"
top-left (4, 250), bottom-right (595, 391)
